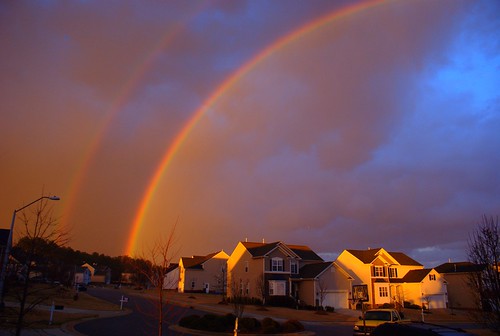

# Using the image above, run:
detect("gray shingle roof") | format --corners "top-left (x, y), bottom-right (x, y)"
top-left (299, 262), bottom-right (331, 279)
top-left (242, 241), bottom-right (323, 261)
top-left (434, 262), bottom-right (485, 273)
top-left (390, 269), bottom-right (431, 283)
top-left (181, 252), bottom-right (219, 269)
top-left (347, 248), bottom-right (422, 266)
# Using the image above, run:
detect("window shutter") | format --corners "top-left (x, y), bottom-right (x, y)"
top-left (371, 266), bottom-right (375, 277)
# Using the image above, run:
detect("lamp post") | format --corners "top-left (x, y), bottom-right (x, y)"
top-left (0, 195), bottom-right (60, 308)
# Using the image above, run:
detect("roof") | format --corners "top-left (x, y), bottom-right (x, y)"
top-left (241, 241), bottom-right (323, 261)
top-left (434, 262), bottom-right (485, 273)
top-left (347, 248), bottom-right (422, 266)
top-left (287, 244), bottom-right (323, 261)
top-left (242, 241), bottom-right (281, 257)
top-left (181, 252), bottom-right (220, 269)
top-left (391, 269), bottom-right (432, 283)
top-left (299, 262), bottom-right (331, 279)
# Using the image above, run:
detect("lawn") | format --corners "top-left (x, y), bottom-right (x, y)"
top-left (1, 283), bottom-right (120, 329)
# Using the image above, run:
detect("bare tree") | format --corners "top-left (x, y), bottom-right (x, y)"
top-left (255, 272), bottom-right (266, 306)
top-left (214, 264), bottom-right (227, 302)
top-left (135, 221), bottom-right (178, 336)
top-left (467, 215), bottom-right (500, 332)
top-left (11, 197), bottom-right (68, 336)
top-left (228, 274), bottom-right (245, 319)
top-left (317, 279), bottom-right (327, 311)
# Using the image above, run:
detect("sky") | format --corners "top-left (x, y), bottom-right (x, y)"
top-left (1, 0), bottom-right (499, 268)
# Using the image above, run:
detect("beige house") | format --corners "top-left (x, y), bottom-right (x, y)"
top-left (390, 268), bottom-right (448, 308)
top-left (227, 241), bottom-right (327, 306)
top-left (435, 262), bottom-right (483, 309)
top-left (335, 248), bottom-right (425, 308)
top-left (294, 261), bottom-right (353, 309)
top-left (178, 251), bottom-right (229, 293)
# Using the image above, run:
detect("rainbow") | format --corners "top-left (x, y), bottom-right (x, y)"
top-left (60, 4), bottom-right (208, 231)
top-left (125, 0), bottom-right (391, 256)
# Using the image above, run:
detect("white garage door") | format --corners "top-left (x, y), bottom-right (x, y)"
top-left (324, 290), bottom-right (349, 309)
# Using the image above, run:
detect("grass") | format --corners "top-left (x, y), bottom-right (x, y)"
top-left (1, 283), bottom-right (120, 330)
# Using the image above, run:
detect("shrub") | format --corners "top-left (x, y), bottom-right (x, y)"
top-left (238, 317), bottom-right (261, 332)
top-left (179, 314), bottom-right (201, 328)
top-left (267, 295), bottom-right (296, 307)
top-left (404, 301), bottom-right (421, 309)
top-left (325, 306), bottom-right (335, 312)
top-left (282, 319), bottom-right (304, 333)
top-left (179, 314), bottom-right (231, 332)
top-left (262, 317), bottom-right (281, 334)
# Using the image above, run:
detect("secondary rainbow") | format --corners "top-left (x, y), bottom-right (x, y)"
top-left (60, 5), bottom-right (207, 231)
top-left (125, 0), bottom-right (391, 256)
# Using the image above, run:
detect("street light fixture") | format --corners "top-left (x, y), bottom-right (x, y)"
top-left (0, 195), bottom-right (60, 308)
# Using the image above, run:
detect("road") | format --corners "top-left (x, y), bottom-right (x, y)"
top-left (77, 287), bottom-right (354, 336)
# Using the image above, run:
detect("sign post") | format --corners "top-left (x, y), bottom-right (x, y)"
top-left (120, 295), bottom-right (129, 310)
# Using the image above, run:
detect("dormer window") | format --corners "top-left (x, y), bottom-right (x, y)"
top-left (271, 257), bottom-right (284, 272)
top-left (389, 267), bottom-right (398, 278)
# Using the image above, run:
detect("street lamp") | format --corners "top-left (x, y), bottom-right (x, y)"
top-left (0, 195), bottom-right (60, 308)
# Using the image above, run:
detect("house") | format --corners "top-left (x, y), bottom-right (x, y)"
top-left (390, 268), bottom-right (448, 308)
top-left (178, 251), bottom-right (229, 293)
top-left (74, 266), bottom-right (91, 285)
top-left (435, 262), bottom-right (484, 309)
top-left (92, 266), bottom-right (111, 285)
top-left (335, 248), bottom-right (425, 308)
top-left (227, 241), bottom-right (325, 305)
top-left (294, 261), bottom-right (353, 309)
top-left (163, 263), bottom-right (179, 290)
top-left (120, 272), bottom-right (134, 285)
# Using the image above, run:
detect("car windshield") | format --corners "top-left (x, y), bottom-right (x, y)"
top-left (365, 311), bottom-right (391, 321)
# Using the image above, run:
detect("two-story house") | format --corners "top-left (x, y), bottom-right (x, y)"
top-left (227, 241), bottom-right (325, 305)
top-left (178, 250), bottom-right (229, 294)
top-left (435, 261), bottom-right (484, 309)
top-left (336, 248), bottom-right (425, 308)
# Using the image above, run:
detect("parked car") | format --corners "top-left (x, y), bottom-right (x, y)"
top-left (353, 309), bottom-right (409, 335)
top-left (371, 322), bottom-right (475, 335)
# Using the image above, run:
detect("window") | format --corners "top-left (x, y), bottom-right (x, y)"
top-left (245, 261), bottom-right (249, 273)
top-left (290, 260), bottom-right (298, 274)
top-left (379, 286), bottom-right (389, 297)
top-left (373, 266), bottom-right (386, 277)
top-left (389, 267), bottom-right (398, 278)
top-left (191, 281), bottom-right (195, 289)
top-left (429, 274), bottom-right (436, 281)
top-left (271, 258), bottom-right (284, 272)
top-left (269, 280), bottom-right (286, 296)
